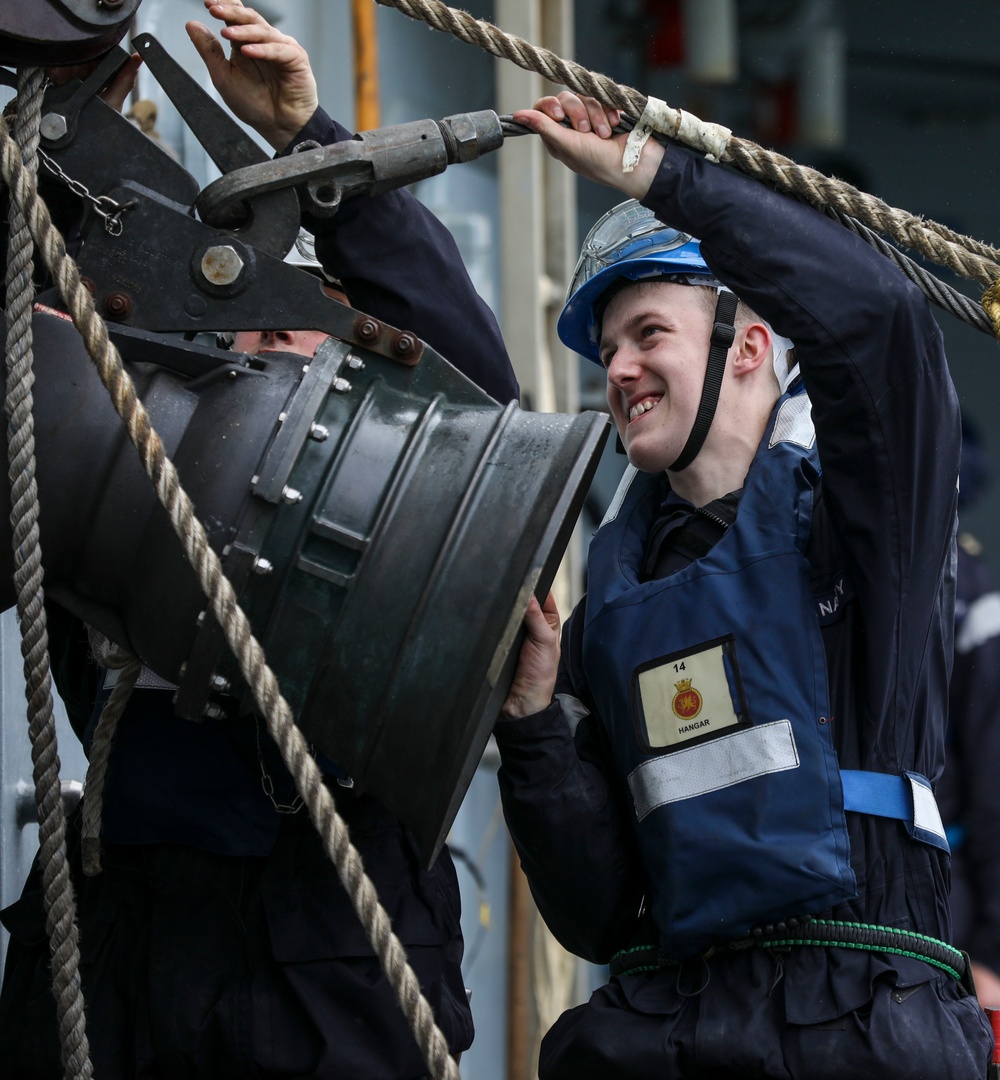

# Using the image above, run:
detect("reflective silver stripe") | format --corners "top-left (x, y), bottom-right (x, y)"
top-left (104, 665), bottom-right (177, 692)
top-left (909, 774), bottom-right (947, 844)
top-left (599, 465), bottom-right (638, 528)
top-left (628, 718), bottom-right (800, 822)
top-left (956, 591), bottom-right (1000, 654)
top-left (769, 393), bottom-right (815, 450)
top-left (555, 692), bottom-right (590, 735)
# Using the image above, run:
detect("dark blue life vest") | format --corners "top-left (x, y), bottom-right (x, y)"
top-left (582, 388), bottom-right (944, 959)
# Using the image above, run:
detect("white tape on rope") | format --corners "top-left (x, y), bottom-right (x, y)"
top-left (622, 97), bottom-right (676, 173)
top-left (676, 108), bottom-right (732, 161)
top-left (622, 97), bottom-right (732, 173)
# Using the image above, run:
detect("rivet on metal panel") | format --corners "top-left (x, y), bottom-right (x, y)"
top-left (393, 333), bottom-right (417, 358)
top-left (104, 292), bottom-right (132, 318)
top-left (356, 317), bottom-right (381, 343)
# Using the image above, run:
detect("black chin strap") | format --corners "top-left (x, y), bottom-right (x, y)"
top-left (668, 289), bottom-right (738, 472)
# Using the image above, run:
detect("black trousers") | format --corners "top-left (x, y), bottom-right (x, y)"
top-left (0, 796), bottom-right (472, 1079)
top-left (539, 947), bottom-right (993, 1080)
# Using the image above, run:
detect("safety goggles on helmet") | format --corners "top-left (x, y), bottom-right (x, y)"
top-left (558, 199), bottom-right (723, 365)
top-left (560, 200), bottom-right (800, 473)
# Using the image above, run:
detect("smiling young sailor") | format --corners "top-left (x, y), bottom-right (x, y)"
top-left (494, 92), bottom-right (994, 1079)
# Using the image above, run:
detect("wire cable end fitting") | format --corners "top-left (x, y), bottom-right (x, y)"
top-left (982, 278), bottom-right (1000, 340)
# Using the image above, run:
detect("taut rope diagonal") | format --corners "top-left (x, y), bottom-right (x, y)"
top-left (0, 109), bottom-right (460, 1080)
top-left (374, 0), bottom-right (1000, 311)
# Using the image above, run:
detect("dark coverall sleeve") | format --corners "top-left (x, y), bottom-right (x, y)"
top-left (496, 139), bottom-right (958, 962)
top-left (496, 606), bottom-right (646, 964)
top-left (288, 108), bottom-right (519, 406)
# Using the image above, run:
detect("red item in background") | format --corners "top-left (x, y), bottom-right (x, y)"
top-left (987, 1007), bottom-right (1000, 1064)
top-left (750, 80), bottom-right (798, 145)
top-left (646, 0), bottom-right (684, 68)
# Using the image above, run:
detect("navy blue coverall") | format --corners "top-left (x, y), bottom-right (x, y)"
top-left (495, 141), bottom-right (994, 1078)
top-left (0, 107), bottom-right (517, 1080)
top-left (941, 537), bottom-right (1000, 984)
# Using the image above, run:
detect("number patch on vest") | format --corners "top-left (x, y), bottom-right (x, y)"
top-left (631, 636), bottom-right (748, 751)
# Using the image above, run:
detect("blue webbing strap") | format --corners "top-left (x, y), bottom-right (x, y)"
top-left (840, 769), bottom-right (950, 853)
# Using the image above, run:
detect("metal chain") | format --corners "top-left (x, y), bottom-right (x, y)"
top-left (256, 715), bottom-right (304, 814)
top-left (37, 147), bottom-right (136, 236)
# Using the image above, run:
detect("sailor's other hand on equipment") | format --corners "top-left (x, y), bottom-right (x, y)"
top-left (512, 91), bottom-right (664, 199)
top-left (186, 0), bottom-right (318, 152)
top-left (44, 52), bottom-right (142, 113)
top-left (501, 592), bottom-right (560, 721)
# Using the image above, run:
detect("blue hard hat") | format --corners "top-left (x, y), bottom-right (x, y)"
top-left (558, 199), bottom-right (721, 365)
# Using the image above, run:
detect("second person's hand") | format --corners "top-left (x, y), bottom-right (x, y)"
top-left (186, 1), bottom-right (318, 151)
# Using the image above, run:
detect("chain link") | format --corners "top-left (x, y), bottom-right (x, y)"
top-left (256, 714), bottom-right (304, 814)
top-left (37, 147), bottom-right (136, 236)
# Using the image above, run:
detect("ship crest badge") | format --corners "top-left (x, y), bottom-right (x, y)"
top-left (671, 678), bottom-right (703, 721)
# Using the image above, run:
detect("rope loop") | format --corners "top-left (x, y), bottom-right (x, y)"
top-left (81, 627), bottom-right (142, 877)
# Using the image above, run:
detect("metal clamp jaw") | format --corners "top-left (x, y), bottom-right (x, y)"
top-left (32, 33), bottom-right (505, 363)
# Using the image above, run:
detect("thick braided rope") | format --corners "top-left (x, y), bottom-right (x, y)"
top-left (376, 0), bottom-right (645, 113)
top-left (80, 631), bottom-right (142, 877)
top-left (374, 0), bottom-right (1000, 296)
top-left (827, 208), bottom-right (994, 335)
top-left (721, 140), bottom-right (1000, 288)
top-left (4, 69), bottom-right (93, 1080)
top-left (0, 112), bottom-right (460, 1080)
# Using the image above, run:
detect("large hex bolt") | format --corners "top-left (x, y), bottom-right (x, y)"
top-left (200, 245), bottom-right (245, 288)
top-left (39, 113), bottom-right (68, 141)
top-left (439, 111), bottom-right (505, 163)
